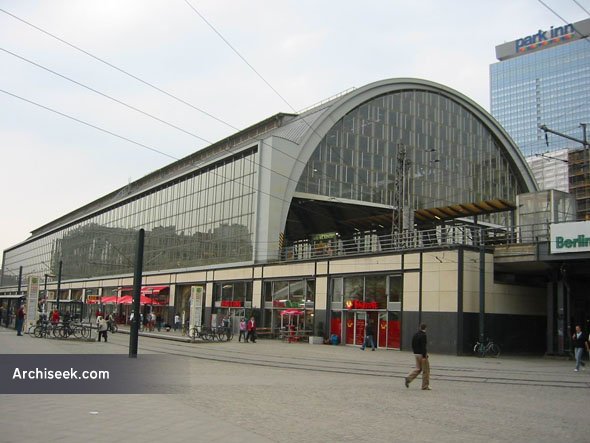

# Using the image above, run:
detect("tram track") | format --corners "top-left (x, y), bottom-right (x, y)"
top-left (105, 334), bottom-right (590, 390)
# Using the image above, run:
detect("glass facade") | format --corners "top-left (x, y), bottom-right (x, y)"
top-left (490, 39), bottom-right (590, 157)
top-left (262, 279), bottom-right (315, 333)
top-left (1, 148), bottom-right (258, 284)
top-left (296, 90), bottom-right (523, 220)
top-left (329, 274), bottom-right (402, 349)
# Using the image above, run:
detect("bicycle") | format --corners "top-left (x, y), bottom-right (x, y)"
top-left (188, 325), bottom-right (213, 341)
top-left (473, 338), bottom-right (501, 357)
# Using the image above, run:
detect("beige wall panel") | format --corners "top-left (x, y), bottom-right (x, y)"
top-left (205, 282), bottom-right (214, 307)
top-left (329, 255), bottom-right (401, 275)
top-left (315, 276), bottom-right (328, 310)
top-left (404, 253), bottom-right (421, 268)
top-left (404, 272), bottom-right (420, 311)
top-left (119, 277), bottom-right (133, 286)
top-left (316, 261), bottom-right (329, 275)
top-left (421, 290), bottom-right (439, 311)
top-left (252, 280), bottom-right (262, 308)
top-left (213, 267), bottom-right (252, 281)
top-left (144, 275), bottom-right (172, 285)
top-left (263, 262), bottom-right (315, 278)
top-left (175, 272), bottom-right (207, 284)
top-left (439, 291), bottom-right (458, 312)
top-left (176, 272), bottom-right (207, 284)
top-left (463, 291), bottom-right (480, 313)
top-left (253, 267), bottom-right (263, 279)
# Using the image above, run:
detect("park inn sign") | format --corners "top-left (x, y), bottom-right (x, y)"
top-left (550, 221), bottom-right (590, 254)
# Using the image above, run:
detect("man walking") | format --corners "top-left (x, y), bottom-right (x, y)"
top-left (404, 323), bottom-right (431, 390)
top-left (572, 325), bottom-right (588, 372)
top-left (15, 304), bottom-right (25, 336)
top-left (361, 319), bottom-right (376, 351)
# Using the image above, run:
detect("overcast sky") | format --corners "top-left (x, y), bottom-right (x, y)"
top-left (0, 0), bottom-right (587, 258)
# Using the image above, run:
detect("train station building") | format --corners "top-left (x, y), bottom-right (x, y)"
top-left (2, 78), bottom-right (586, 355)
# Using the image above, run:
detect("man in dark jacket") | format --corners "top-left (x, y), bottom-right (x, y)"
top-left (572, 325), bottom-right (588, 372)
top-left (404, 323), bottom-right (431, 390)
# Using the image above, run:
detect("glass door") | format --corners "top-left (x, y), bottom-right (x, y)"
top-left (378, 312), bottom-right (388, 348)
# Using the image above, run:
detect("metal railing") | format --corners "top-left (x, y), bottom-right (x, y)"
top-left (279, 222), bottom-right (551, 262)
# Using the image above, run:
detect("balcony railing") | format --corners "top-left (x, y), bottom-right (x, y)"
top-left (279, 222), bottom-right (551, 262)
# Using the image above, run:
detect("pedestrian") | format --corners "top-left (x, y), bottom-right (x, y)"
top-left (129, 310), bottom-right (134, 325)
top-left (361, 319), bottom-right (376, 351)
top-left (96, 316), bottom-right (108, 342)
top-left (404, 323), bottom-right (431, 390)
top-left (16, 304), bottom-right (25, 336)
top-left (174, 313), bottom-right (181, 332)
top-left (50, 308), bottom-right (60, 325)
top-left (572, 325), bottom-right (588, 372)
top-left (239, 318), bottom-right (247, 342)
top-left (246, 316), bottom-right (257, 343)
top-left (156, 313), bottom-right (162, 332)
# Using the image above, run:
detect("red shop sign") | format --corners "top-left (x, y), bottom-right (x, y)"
top-left (345, 300), bottom-right (379, 310)
top-left (221, 300), bottom-right (243, 308)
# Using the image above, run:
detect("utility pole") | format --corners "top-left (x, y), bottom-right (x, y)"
top-left (539, 123), bottom-right (590, 220)
top-left (392, 143), bottom-right (412, 236)
top-left (539, 123), bottom-right (589, 149)
top-left (129, 229), bottom-right (145, 358)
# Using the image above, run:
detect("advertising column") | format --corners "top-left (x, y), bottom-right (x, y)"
top-left (26, 276), bottom-right (41, 326)
top-left (189, 285), bottom-right (204, 330)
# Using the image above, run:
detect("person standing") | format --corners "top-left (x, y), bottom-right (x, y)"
top-left (16, 305), bottom-right (25, 336)
top-left (96, 316), bottom-right (108, 342)
top-left (361, 319), bottom-right (376, 351)
top-left (246, 316), bottom-right (257, 343)
top-left (572, 325), bottom-right (588, 372)
top-left (174, 313), bottom-right (181, 332)
top-left (239, 318), bottom-right (247, 342)
top-left (404, 323), bottom-right (431, 390)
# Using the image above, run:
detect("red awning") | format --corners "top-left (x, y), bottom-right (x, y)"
top-left (140, 286), bottom-right (169, 296)
top-left (100, 296), bottom-right (119, 304)
top-left (118, 295), bottom-right (160, 305)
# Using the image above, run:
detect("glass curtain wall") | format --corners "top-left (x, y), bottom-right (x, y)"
top-left (296, 90), bottom-right (524, 223)
top-left (262, 279), bottom-right (316, 334)
top-left (1, 149), bottom-right (258, 284)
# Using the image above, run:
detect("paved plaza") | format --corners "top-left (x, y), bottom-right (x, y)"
top-left (0, 325), bottom-right (588, 443)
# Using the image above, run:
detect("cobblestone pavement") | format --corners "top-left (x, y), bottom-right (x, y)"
top-left (1, 326), bottom-right (588, 443)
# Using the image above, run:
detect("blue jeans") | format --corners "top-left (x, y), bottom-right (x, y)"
top-left (361, 335), bottom-right (375, 350)
top-left (16, 318), bottom-right (24, 335)
top-left (575, 347), bottom-right (584, 370)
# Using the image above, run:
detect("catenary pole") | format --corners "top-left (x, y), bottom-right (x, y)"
top-left (129, 229), bottom-right (144, 358)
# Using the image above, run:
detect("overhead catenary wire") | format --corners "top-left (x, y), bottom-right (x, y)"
top-left (0, 88), bottom-right (179, 161)
top-left (1, 6), bottom-right (507, 246)
top-left (0, 7), bottom-right (232, 131)
top-left (572, 0), bottom-right (590, 17)
top-left (0, 10), bottom-right (352, 192)
top-left (0, 6), bottom-right (389, 229)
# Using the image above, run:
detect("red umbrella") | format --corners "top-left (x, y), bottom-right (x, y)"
top-left (100, 296), bottom-right (118, 304)
top-left (119, 295), bottom-right (157, 305)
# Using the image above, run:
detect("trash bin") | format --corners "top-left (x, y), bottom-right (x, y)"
top-left (330, 334), bottom-right (339, 345)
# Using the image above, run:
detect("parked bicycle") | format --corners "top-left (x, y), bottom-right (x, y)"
top-left (473, 338), bottom-right (501, 357)
top-left (188, 325), bottom-right (210, 341)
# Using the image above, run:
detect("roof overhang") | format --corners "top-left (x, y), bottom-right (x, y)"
top-left (414, 199), bottom-right (516, 223)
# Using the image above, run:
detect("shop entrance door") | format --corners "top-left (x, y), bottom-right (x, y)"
top-left (345, 311), bottom-right (367, 345)
top-left (377, 312), bottom-right (388, 348)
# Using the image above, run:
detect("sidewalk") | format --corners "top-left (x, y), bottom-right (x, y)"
top-left (1, 325), bottom-right (589, 443)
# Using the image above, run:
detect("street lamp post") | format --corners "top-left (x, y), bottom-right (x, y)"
top-left (56, 261), bottom-right (63, 312)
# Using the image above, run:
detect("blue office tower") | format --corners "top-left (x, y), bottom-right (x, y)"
top-left (491, 18), bottom-right (590, 157)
